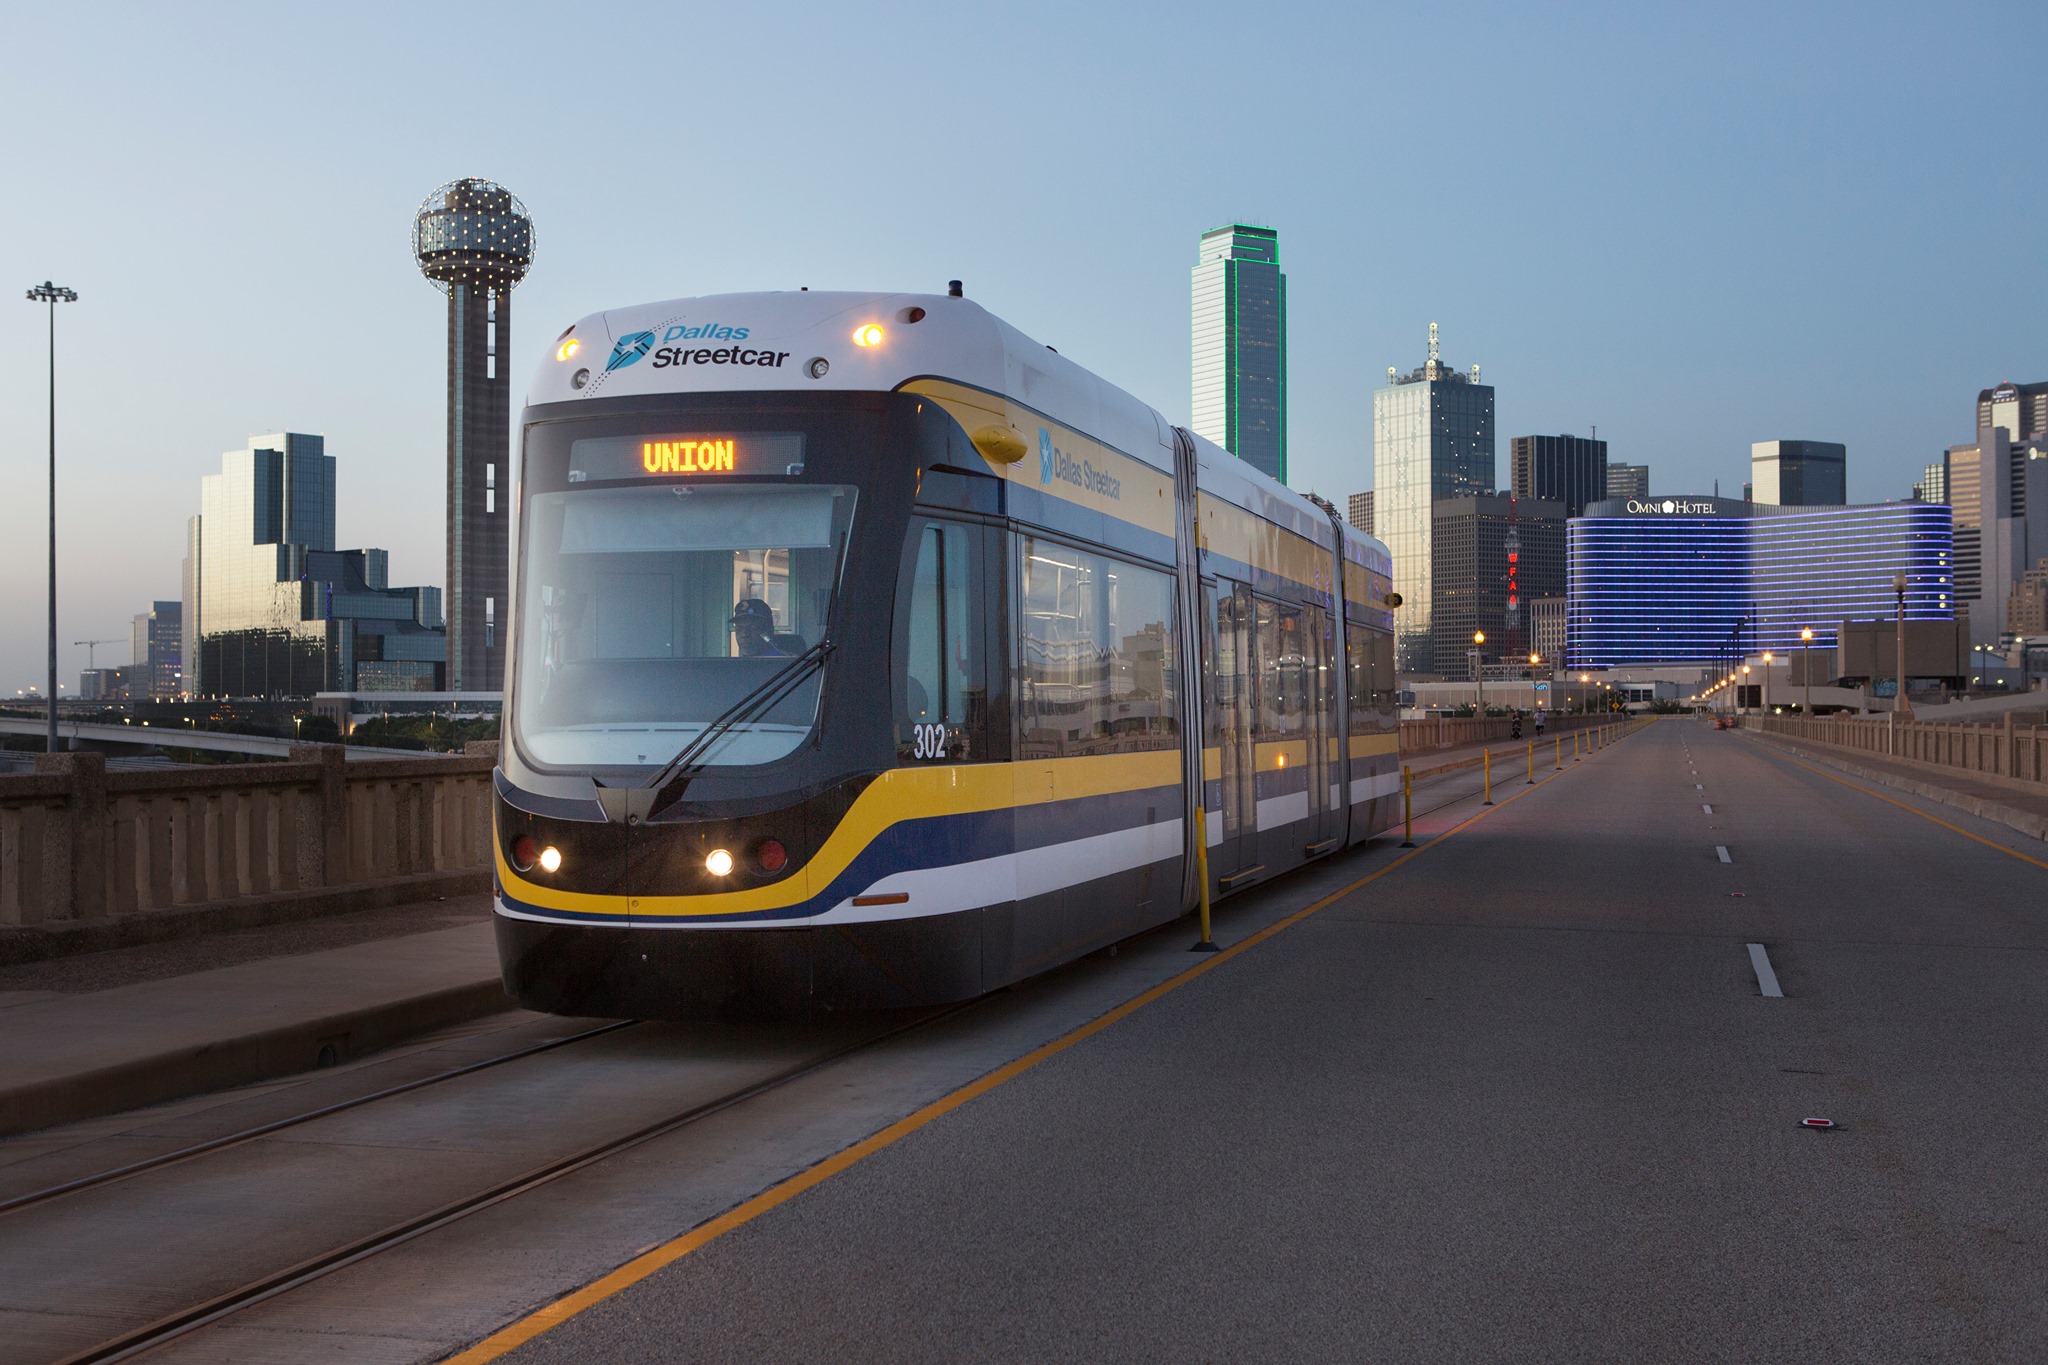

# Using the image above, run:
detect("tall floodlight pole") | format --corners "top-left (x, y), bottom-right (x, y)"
top-left (27, 282), bottom-right (78, 753)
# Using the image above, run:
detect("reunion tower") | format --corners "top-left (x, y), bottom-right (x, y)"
top-left (412, 178), bottom-right (535, 691)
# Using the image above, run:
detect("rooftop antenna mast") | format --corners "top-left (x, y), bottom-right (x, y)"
top-left (1426, 321), bottom-right (1441, 381)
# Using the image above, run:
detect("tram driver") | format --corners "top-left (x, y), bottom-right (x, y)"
top-left (731, 598), bottom-right (791, 658)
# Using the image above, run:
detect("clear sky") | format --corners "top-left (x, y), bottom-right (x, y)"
top-left (2, 0), bottom-right (2042, 692)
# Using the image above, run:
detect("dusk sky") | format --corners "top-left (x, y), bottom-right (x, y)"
top-left (2, 0), bottom-right (2042, 691)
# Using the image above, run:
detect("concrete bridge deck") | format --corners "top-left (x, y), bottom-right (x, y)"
top-left (6, 719), bottom-right (2047, 1362)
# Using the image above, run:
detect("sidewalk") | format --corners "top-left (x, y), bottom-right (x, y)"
top-left (0, 895), bottom-right (507, 1137)
top-left (1744, 729), bottom-right (2048, 842)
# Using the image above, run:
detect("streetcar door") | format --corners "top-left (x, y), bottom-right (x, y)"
top-left (1301, 602), bottom-right (1334, 851)
top-left (1211, 582), bottom-right (1258, 883)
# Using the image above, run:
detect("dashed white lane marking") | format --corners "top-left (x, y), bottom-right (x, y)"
top-left (1702, 804), bottom-right (1713, 814)
top-left (1696, 784), bottom-right (1705, 791)
top-left (1748, 943), bottom-right (1784, 997)
top-left (1716, 846), bottom-right (1733, 863)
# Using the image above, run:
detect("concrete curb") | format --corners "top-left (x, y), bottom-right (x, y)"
top-left (0, 868), bottom-right (491, 967)
top-left (0, 973), bottom-right (512, 1138)
top-left (1748, 733), bottom-right (2048, 843)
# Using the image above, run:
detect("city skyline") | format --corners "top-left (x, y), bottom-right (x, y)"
top-left (2, 1), bottom-right (2043, 688)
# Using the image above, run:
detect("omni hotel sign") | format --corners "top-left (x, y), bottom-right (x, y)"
top-left (1627, 498), bottom-right (1719, 515)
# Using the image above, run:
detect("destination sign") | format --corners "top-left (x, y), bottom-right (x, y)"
top-left (567, 431), bottom-right (806, 482)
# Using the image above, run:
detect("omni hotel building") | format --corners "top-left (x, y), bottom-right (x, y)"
top-left (1567, 495), bottom-right (1954, 666)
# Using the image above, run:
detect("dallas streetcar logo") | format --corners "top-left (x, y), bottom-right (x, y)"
top-left (607, 332), bottom-right (656, 371)
top-left (1036, 427), bottom-right (1122, 501)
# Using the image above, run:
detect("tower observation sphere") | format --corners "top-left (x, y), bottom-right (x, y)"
top-left (412, 178), bottom-right (535, 291)
top-left (413, 176), bottom-right (534, 692)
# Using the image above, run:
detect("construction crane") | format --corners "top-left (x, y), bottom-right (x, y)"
top-left (74, 639), bottom-right (122, 670)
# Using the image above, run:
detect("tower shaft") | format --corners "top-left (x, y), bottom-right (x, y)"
top-left (446, 281), bottom-right (509, 691)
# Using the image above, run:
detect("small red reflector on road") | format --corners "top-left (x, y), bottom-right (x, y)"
top-left (1800, 1117), bottom-right (1837, 1129)
top-left (1729, 892), bottom-right (1746, 898)
top-left (852, 892), bottom-right (910, 907)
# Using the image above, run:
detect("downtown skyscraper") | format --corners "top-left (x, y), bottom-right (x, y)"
top-left (1192, 225), bottom-right (1288, 482)
top-left (1372, 323), bottom-right (1494, 673)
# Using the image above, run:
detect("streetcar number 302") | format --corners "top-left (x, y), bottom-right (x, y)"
top-left (910, 723), bottom-right (950, 760)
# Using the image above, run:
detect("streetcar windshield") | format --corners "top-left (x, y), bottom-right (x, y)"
top-left (513, 482), bottom-right (857, 770)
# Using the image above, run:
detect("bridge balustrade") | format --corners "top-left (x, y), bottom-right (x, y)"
top-left (0, 743), bottom-right (497, 929)
top-left (1748, 713), bottom-right (2048, 788)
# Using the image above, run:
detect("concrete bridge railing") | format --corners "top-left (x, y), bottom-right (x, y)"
top-left (0, 743), bottom-right (498, 931)
top-left (1748, 713), bottom-right (2048, 787)
top-left (1399, 711), bottom-right (1615, 753)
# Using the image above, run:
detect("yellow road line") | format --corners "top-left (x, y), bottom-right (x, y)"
top-left (446, 767), bottom-right (1557, 1362)
top-left (1766, 747), bottom-right (2048, 872)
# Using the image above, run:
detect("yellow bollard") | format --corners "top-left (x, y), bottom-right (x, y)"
top-left (1555, 735), bottom-right (1562, 771)
top-left (1574, 729), bottom-right (1581, 761)
top-left (1527, 740), bottom-right (1535, 785)
top-left (1191, 804), bottom-right (1217, 952)
top-left (1401, 765), bottom-right (1415, 846)
top-left (1484, 747), bottom-right (1494, 805)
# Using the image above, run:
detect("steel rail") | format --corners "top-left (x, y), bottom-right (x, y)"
top-left (50, 1000), bottom-right (980, 1365)
top-left (0, 1020), bottom-right (639, 1218)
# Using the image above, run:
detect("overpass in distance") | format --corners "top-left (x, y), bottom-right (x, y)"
top-left (0, 716), bottom-right (443, 760)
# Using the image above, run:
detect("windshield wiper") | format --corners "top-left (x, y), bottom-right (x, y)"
top-left (629, 639), bottom-right (836, 816)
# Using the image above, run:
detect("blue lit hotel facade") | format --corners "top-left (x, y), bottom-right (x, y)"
top-left (1567, 496), bottom-right (1954, 667)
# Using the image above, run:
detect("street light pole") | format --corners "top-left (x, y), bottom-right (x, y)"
top-left (1761, 651), bottom-right (1773, 714)
top-left (1893, 571), bottom-right (1912, 720)
top-left (27, 281), bottom-right (78, 754)
top-left (1801, 627), bottom-right (1814, 721)
top-left (1472, 630), bottom-right (1486, 715)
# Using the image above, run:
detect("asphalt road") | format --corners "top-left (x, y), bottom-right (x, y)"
top-left (488, 720), bottom-right (2048, 1363)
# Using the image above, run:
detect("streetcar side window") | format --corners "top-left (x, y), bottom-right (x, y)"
top-left (1346, 623), bottom-right (1398, 735)
top-left (907, 523), bottom-right (973, 725)
top-left (1017, 537), bottom-right (1178, 759)
top-left (897, 520), bottom-right (985, 761)
top-left (1254, 596), bottom-right (1307, 741)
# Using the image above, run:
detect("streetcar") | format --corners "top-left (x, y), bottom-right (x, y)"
top-left (493, 288), bottom-right (1400, 1019)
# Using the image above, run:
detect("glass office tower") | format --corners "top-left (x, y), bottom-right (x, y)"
top-left (185, 434), bottom-right (336, 698)
top-left (1192, 225), bottom-right (1287, 482)
top-left (1511, 434), bottom-right (1608, 517)
top-left (1567, 497), bottom-right (1953, 666)
top-left (182, 433), bottom-right (448, 697)
top-left (1751, 440), bottom-right (1847, 506)
top-left (1372, 324), bottom-right (1494, 673)
top-left (130, 601), bottom-right (183, 700)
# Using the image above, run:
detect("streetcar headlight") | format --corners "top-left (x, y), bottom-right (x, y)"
top-left (557, 337), bottom-right (581, 361)
top-left (852, 323), bottom-right (885, 347)
top-left (705, 848), bottom-right (735, 877)
top-left (538, 846), bottom-right (563, 874)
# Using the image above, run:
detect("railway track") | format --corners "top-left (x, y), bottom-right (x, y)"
top-left (11, 1004), bottom-right (974, 1365)
top-left (9, 756), bottom-right (1547, 1365)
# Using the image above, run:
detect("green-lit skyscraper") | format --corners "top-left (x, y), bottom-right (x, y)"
top-left (1192, 225), bottom-right (1288, 482)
